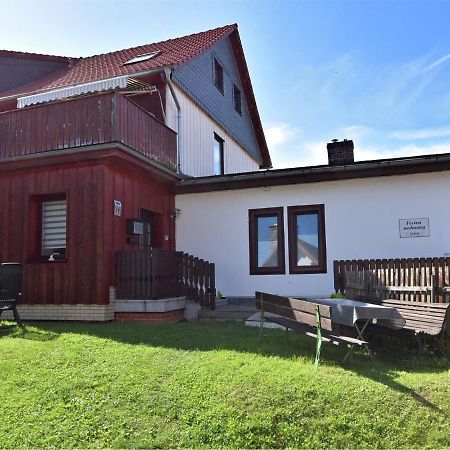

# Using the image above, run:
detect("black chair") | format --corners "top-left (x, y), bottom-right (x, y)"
top-left (0, 263), bottom-right (24, 327)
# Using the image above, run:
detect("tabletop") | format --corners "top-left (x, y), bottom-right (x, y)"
top-left (306, 297), bottom-right (406, 329)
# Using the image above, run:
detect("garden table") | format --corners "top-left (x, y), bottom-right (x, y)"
top-left (305, 297), bottom-right (406, 347)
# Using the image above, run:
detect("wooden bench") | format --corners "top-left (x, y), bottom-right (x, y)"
top-left (377, 299), bottom-right (449, 336)
top-left (0, 263), bottom-right (24, 328)
top-left (354, 296), bottom-right (449, 353)
top-left (356, 296), bottom-right (449, 335)
top-left (255, 292), bottom-right (367, 366)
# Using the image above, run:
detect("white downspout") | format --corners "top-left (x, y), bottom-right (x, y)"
top-left (164, 68), bottom-right (182, 174)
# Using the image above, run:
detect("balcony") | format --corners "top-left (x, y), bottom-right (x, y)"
top-left (0, 91), bottom-right (177, 171)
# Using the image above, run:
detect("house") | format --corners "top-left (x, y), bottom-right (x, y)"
top-left (176, 139), bottom-right (450, 298)
top-left (0, 24), bottom-right (269, 321)
top-left (2, 25), bottom-right (449, 323)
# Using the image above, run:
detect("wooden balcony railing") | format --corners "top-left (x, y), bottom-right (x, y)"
top-left (116, 248), bottom-right (216, 309)
top-left (0, 92), bottom-right (177, 171)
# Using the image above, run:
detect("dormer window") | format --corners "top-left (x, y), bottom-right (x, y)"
top-left (214, 58), bottom-right (224, 94)
top-left (233, 84), bottom-right (242, 115)
top-left (123, 51), bottom-right (161, 65)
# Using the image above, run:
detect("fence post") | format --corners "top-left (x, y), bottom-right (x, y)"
top-left (431, 274), bottom-right (438, 304)
top-left (333, 261), bottom-right (341, 293)
top-left (209, 263), bottom-right (216, 310)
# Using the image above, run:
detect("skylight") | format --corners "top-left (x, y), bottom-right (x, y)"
top-left (123, 51), bottom-right (161, 65)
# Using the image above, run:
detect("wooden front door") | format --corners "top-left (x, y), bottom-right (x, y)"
top-left (140, 209), bottom-right (154, 248)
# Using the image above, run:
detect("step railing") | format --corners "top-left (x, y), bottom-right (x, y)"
top-left (116, 248), bottom-right (216, 309)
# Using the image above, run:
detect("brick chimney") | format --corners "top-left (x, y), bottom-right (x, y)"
top-left (327, 139), bottom-right (354, 166)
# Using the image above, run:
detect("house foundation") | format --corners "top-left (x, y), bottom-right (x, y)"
top-left (113, 296), bottom-right (187, 323)
top-left (0, 304), bottom-right (114, 321)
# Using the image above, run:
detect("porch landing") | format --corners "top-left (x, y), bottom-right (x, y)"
top-left (199, 297), bottom-right (257, 320)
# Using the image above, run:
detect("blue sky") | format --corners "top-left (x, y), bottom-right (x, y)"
top-left (2, 0), bottom-right (450, 168)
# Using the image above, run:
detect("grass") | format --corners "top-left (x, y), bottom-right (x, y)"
top-left (0, 321), bottom-right (449, 449)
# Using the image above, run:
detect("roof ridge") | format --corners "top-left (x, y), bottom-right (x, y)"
top-left (0, 23), bottom-right (240, 102)
top-left (77, 23), bottom-right (237, 61)
top-left (0, 49), bottom-right (73, 63)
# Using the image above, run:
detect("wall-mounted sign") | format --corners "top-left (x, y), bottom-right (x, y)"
top-left (114, 200), bottom-right (122, 217)
top-left (399, 218), bottom-right (430, 238)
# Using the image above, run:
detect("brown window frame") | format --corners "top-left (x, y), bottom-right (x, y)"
top-left (233, 84), bottom-right (242, 115)
top-left (213, 57), bottom-right (224, 94)
top-left (28, 192), bottom-right (68, 263)
top-left (288, 204), bottom-right (326, 274)
top-left (213, 133), bottom-right (225, 175)
top-left (249, 207), bottom-right (285, 275)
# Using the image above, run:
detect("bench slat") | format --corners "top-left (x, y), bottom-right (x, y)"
top-left (256, 298), bottom-right (333, 331)
top-left (255, 292), bottom-right (331, 318)
top-left (390, 303), bottom-right (446, 319)
top-left (396, 313), bottom-right (445, 325)
top-left (383, 307), bottom-right (449, 318)
top-left (401, 322), bottom-right (443, 335)
top-left (380, 300), bottom-right (449, 311)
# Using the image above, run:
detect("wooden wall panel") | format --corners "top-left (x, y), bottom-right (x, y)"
top-left (0, 92), bottom-right (177, 171)
top-left (0, 158), bottom-right (175, 306)
top-left (0, 163), bottom-right (106, 305)
top-left (102, 164), bottom-right (175, 288)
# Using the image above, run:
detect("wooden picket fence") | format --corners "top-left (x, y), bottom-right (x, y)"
top-left (334, 258), bottom-right (450, 303)
top-left (116, 248), bottom-right (216, 309)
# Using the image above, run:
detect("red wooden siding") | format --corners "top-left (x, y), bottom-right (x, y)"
top-left (102, 163), bottom-right (175, 290)
top-left (0, 92), bottom-right (177, 171)
top-left (0, 158), bottom-right (175, 306)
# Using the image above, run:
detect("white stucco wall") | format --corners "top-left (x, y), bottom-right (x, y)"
top-left (165, 85), bottom-right (260, 176)
top-left (175, 171), bottom-right (450, 297)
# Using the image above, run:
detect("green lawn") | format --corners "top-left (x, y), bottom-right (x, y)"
top-left (0, 321), bottom-right (449, 449)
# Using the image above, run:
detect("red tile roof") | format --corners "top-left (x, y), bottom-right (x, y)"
top-left (0, 23), bottom-right (271, 168)
top-left (0, 50), bottom-right (71, 63)
top-left (0, 24), bottom-right (236, 99)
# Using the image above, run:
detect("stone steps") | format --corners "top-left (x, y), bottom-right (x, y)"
top-left (199, 301), bottom-right (256, 321)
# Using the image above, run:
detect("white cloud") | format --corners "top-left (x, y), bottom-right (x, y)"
top-left (389, 126), bottom-right (450, 140)
top-left (340, 125), bottom-right (373, 140)
top-left (423, 53), bottom-right (450, 72)
top-left (355, 141), bottom-right (450, 162)
top-left (269, 139), bottom-right (329, 169)
top-left (269, 138), bottom-right (450, 170)
top-left (265, 123), bottom-right (299, 150)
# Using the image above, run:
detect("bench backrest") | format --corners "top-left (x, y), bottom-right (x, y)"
top-left (378, 299), bottom-right (449, 335)
top-left (0, 263), bottom-right (23, 304)
top-left (255, 291), bottom-right (333, 331)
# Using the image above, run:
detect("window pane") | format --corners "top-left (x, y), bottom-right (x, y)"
top-left (42, 200), bottom-right (67, 256)
top-left (234, 85), bottom-right (241, 114)
top-left (214, 59), bottom-right (223, 92)
top-left (213, 136), bottom-right (223, 175)
top-left (295, 213), bottom-right (319, 266)
top-left (257, 215), bottom-right (279, 267)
